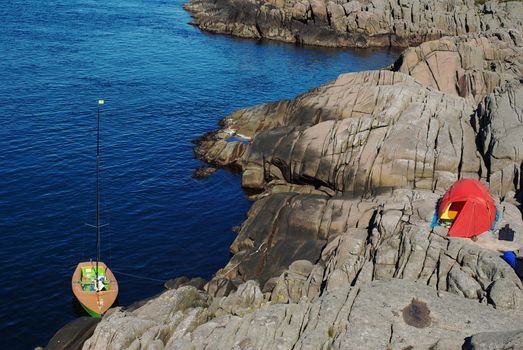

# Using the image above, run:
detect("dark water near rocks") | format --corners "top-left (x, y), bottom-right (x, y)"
top-left (0, 0), bottom-right (399, 348)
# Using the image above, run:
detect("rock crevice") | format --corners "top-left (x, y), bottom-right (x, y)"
top-left (50, 21), bottom-right (523, 350)
top-left (184, 0), bottom-right (523, 48)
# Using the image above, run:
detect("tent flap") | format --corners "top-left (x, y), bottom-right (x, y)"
top-left (438, 179), bottom-right (496, 238)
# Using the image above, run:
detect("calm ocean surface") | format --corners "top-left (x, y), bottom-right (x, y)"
top-left (0, 0), bottom-right (399, 348)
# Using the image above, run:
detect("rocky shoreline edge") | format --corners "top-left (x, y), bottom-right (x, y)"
top-left (184, 0), bottom-right (523, 48)
top-left (44, 1), bottom-right (523, 349)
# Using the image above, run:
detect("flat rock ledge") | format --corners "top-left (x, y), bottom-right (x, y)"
top-left (184, 0), bottom-right (523, 48)
top-left (46, 27), bottom-right (523, 350)
top-left (80, 279), bottom-right (523, 349)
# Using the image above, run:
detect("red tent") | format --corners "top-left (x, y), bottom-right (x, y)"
top-left (437, 179), bottom-right (496, 238)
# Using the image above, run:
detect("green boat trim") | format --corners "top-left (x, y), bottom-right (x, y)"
top-left (79, 303), bottom-right (102, 318)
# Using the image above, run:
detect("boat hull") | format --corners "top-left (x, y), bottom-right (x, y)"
top-left (72, 262), bottom-right (118, 318)
top-left (79, 302), bottom-right (103, 318)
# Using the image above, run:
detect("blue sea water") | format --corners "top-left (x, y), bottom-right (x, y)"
top-left (0, 0), bottom-right (399, 348)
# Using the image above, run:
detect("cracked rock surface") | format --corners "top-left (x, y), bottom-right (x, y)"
top-left (195, 30), bottom-right (523, 197)
top-left (211, 189), bottom-right (523, 308)
top-left (184, 0), bottom-right (523, 48)
top-left (53, 22), bottom-right (523, 350)
top-left (82, 279), bottom-right (523, 349)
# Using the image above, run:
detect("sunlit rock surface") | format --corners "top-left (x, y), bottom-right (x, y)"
top-left (72, 26), bottom-right (523, 350)
top-left (184, 0), bottom-right (523, 48)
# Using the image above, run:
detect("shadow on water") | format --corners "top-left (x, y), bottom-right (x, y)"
top-left (71, 296), bottom-right (121, 318)
top-left (201, 30), bottom-right (403, 58)
top-left (72, 298), bottom-right (89, 318)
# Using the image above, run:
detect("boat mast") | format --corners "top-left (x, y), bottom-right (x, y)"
top-left (95, 102), bottom-right (102, 284)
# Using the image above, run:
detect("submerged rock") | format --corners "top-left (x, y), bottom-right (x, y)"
top-left (192, 166), bottom-right (217, 179)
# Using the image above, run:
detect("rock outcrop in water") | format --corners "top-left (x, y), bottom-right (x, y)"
top-left (67, 29), bottom-right (523, 350)
top-left (42, 0), bottom-right (523, 345)
top-left (184, 0), bottom-right (523, 48)
top-left (195, 30), bottom-right (523, 196)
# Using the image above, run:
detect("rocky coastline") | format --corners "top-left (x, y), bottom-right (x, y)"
top-left (45, 1), bottom-right (523, 349)
top-left (184, 0), bottom-right (523, 48)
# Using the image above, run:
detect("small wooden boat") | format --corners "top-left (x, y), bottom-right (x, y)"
top-left (71, 100), bottom-right (118, 317)
top-left (72, 261), bottom-right (118, 317)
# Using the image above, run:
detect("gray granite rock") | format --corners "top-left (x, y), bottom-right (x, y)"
top-left (46, 317), bottom-right (100, 350)
top-left (82, 287), bottom-right (211, 350)
top-left (82, 279), bottom-right (523, 349)
top-left (198, 70), bottom-right (480, 193)
top-left (334, 279), bottom-right (523, 349)
top-left (394, 30), bottom-right (523, 103)
top-left (475, 80), bottom-right (523, 197)
top-left (210, 280), bottom-right (265, 317)
top-left (196, 31), bottom-right (523, 198)
top-left (466, 329), bottom-right (523, 349)
top-left (206, 188), bottom-right (523, 308)
top-left (53, 18), bottom-right (523, 350)
top-left (165, 276), bottom-right (207, 290)
top-left (184, 0), bottom-right (523, 48)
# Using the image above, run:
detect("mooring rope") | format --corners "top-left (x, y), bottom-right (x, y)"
top-left (68, 263), bottom-right (166, 283)
top-left (110, 269), bottom-right (166, 283)
top-left (69, 241), bottom-right (268, 285)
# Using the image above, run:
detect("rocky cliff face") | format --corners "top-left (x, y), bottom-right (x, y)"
top-left (195, 30), bottom-right (523, 197)
top-left (211, 189), bottom-right (523, 305)
top-left (184, 0), bottom-right (523, 47)
top-left (72, 29), bottom-right (523, 350)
